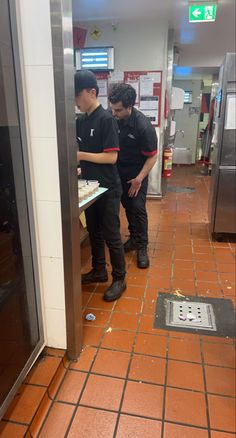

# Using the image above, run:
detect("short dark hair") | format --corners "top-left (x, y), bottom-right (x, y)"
top-left (74, 70), bottom-right (99, 97)
top-left (108, 83), bottom-right (136, 108)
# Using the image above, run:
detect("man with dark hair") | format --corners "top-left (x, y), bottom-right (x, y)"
top-left (75, 70), bottom-right (126, 301)
top-left (108, 83), bottom-right (158, 268)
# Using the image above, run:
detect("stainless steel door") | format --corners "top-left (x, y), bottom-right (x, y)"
top-left (214, 169), bottom-right (236, 233)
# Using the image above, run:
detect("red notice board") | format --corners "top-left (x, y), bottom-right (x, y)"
top-left (124, 71), bottom-right (162, 127)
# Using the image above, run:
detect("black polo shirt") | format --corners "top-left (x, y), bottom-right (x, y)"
top-left (76, 105), bottom-right (121, 189)
top-left (117, 107), bottom-right (158, 179)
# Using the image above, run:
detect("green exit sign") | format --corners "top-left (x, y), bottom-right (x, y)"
top-left (189, 4), bottom-right (217, 22)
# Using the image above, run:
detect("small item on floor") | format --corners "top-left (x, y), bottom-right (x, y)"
top-left (187, 313), bottom-right (196, 321)
top-left (106, 327), bottom-right (112, 333)
top-left (174, 289), bottom-right (185, 298)
top-left (85, 313), bottom-right (96, 321)
top-left (179, 315), bottom-right (186, 321)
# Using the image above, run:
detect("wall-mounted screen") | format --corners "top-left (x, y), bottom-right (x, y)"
top-left (184, 91), bottom-right (192, 104)
top-left (75, 47), bottom-right (114, 71)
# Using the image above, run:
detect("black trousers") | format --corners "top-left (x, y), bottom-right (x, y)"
top-left (85, 188), bottom-right (126, 280)
top-left (120, 176), bottom-right (148, 249)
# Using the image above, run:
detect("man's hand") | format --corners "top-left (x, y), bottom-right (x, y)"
top-left (127, 177), bottom-right (142, 198)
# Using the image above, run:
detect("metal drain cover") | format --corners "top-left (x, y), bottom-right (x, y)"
top-left (167, 186), bottom-right (195, 193)
top-left (166, 300), bottom-right (217, 331)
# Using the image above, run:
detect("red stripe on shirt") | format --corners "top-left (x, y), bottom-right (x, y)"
top-left (141, 149), bottom-right (157, 157)
top-left (103, 147), bottom-right (120, 152)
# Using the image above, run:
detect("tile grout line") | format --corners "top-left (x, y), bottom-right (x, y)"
top-left (161, 335), bottom-right (170, 438)
top-left (200, 337), bottom-right (212, 438)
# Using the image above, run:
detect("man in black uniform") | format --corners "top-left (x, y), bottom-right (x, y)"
top-left (108, 83), bottom-right (158, 269)
top-left (75, 70), bottom-right (126, 301)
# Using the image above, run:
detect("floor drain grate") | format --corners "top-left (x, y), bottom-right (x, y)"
top-left (167, 186), bottom-right (195, 193)
top-left (166, 300), bottom-right (217, 331)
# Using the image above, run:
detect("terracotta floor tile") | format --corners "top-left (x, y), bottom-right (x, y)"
top-left (114, 297), bottom-right (142, 314)
top-left (82, 292), bottom-right (92, 307)
top-left (25, 355), bottom-right (61, 386)
top-left (168, 338), bottom-right (202, 363)
top-left (82, 326), bottom-right (104, 347)
top-left (86, 293), bottom-right (115, 310)
top-left (217, 264), bottom-right (236, 273)
top-left (56, 370), bottom-right (86, 403)
top-left (208, 394), bottom-right (236, 432)
top-left (214, 255), bottom-right (236, 264)
top-left (196, 271), bottom-right (220, 282)
top-left (202, 343), bottom-right (236, 368)
top-left (39, 402), bottom-right (75, 437)
top-left (92, 349), bottom-right (130, 378)
top-left (83, 308), bottom-right (111, 327)
top-left (195, 253), bottom-right (215, 262)
top-left (69, 346), bottom-right (97, 372)
top-left (195, 261), bottom-right (217, 271)
top-left (163, 422), bottom-right (208, 438)
top-left (167, 360), bottom-right (204, 391)
top-left (126, 274), bottom-right (148, 287)
top-left (205, 365), bottom-right (235, 396)
top-left (134, 333), bottom-right (168, 357)
top-left (124, 285), bottom-right (146, 298)
top-left (139, 315), bottom-right (167, 335)
top-left (128, 354), bottom-right (166, 384)
top-left (142, 299), bottom-right (156, 315)
top-left (165, 387), bottom-right (207, 427)
top-left (67, 406), bottom-right (117, 438)
top-left (82, 284), bottom-right (97, 293)
top-left (174, 260), bottom-right (195, 270)
top-left (116, 414), bottom-right (162, 438)
top-left (47, 362), bottom-right (66, 399)
top-left (3, 384), bottom-right (46, 424)
top-left (172, 280), bottom-right (196, 293)
top-left (29, 392), bottom-right (52, 436)
top-left (80, 374), bottom-right (124, 410)
top-left (109, 312), bottom-right (139, 331)
top-left (0, 422), bottom-right (28, 437)
top-left (121, 381), bottom-right (164, 419)
top-left (101, 329), bottom-right (135, 352)
top-left (173, 269), bottom-right (196, 281)
top-left (155, 277), bottom-right (172, 289)
top-left (145, 287), bottom-right (161, 300)
top-left (211, 432), bottom-right (236, 438)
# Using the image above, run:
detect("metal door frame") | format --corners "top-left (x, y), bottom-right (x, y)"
top-left (0, 0), bottom-right (45, 418)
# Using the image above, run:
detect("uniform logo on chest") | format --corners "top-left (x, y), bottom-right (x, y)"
top-left (128, 133), bottom-right (135, 139)
top-left (90, 129), bottom-right (95, 137)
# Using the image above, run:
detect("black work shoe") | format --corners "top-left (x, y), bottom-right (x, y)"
top-left (82, 268), bottom-right (108, 285)
top-left (137, 248), bottom-right (149, 269)
top-left (123, 237), bottom-right (137, 253)
top-left (103, 280), bottom-right (126, 302)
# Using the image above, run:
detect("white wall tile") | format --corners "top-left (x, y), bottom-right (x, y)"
top-left (25, 66), bottom-right (57, 138)
top-left (31, 137), bottom-right (60, 202)
top-left (45, 308), bottom-right (66, 348)
top-left (41, 257), bottom-right (65, 309)
top-left (19, 0), bottom-right (53, 66)
top-left (36, 200), bottom-right (63, 258)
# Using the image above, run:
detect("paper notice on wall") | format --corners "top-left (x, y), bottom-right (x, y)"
top-left (140, 109), bottom-right (158, 125)
top-left (140, 96), bottom-right (159, 110)
top-left (126, 80), bottom-right (139, 103)
top-left (225, 94), bottom-right (236, 130)
top-left (109, 70), bottom-right (124, 83)
top-left (140, 75), bottom-right (154, 96)
top-left (147, 72), bottom-right (161, 83)
top-left (99, 96), bottom-right (108, 109)
top-left (97, 80), bottom-right (108, 96)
